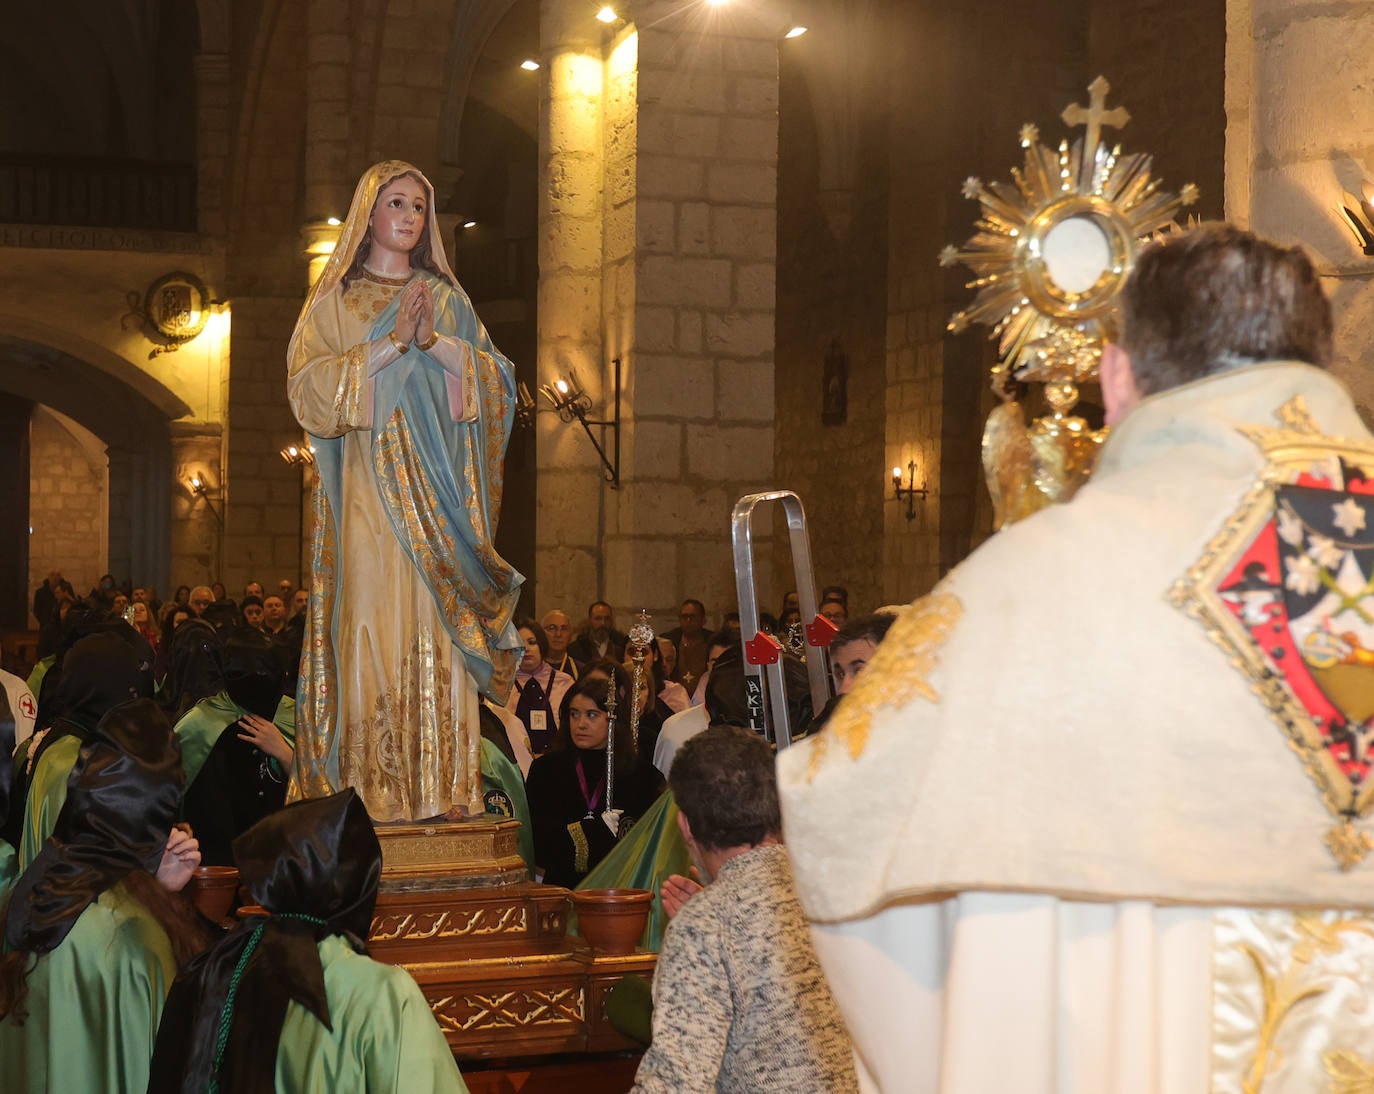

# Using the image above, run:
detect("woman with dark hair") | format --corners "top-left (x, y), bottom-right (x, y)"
top-left (512, 616), bottom-right (572, 756)
top-left (0, 698), bottom-right (210, 1092)
top-left (523, 668), bottom-right (660, 888)
top-left (173, 585), bottom-right (191, 608)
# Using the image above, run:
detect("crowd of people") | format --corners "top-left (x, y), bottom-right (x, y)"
top-left (1, 570), bottom-right (879, 1091)
top-left (4, 220), bottom-right (1347, 1094)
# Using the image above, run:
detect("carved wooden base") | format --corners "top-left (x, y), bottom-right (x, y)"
top-left (370, 881), bottom-right (656, 1060)
top-left (375, 816), bottom-right (527, 892)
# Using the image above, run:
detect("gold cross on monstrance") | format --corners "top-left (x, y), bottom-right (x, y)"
top-left (1060, 76), bottom-right (1131, 162)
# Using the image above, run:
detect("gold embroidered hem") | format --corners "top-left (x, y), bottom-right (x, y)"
top-left (288, 475), bottom-right (341, 803)
top-left (1212, 908), bottom-right (1374, 1093)
top-left (568, 822), bottom-right (590, 876)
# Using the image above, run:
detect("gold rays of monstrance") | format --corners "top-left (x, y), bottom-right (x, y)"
top-left (939, 77), bottom-right (1198, 528)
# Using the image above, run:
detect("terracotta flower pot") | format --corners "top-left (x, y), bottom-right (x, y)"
top-left (571, 888), bottom-right (654, 956)
top-left (188, 865), bottom-right (240, 923)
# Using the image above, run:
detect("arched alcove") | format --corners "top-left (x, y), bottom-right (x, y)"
top-left (0, 335), bottom-right (175, 625)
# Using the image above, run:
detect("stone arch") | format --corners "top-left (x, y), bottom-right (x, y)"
top-left (435, 0), bottom-right (529, 198)
top-left (0, 332), bottom-right (178, 605)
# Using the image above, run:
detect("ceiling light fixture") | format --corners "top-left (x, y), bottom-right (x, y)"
top-left (595, 6), bottom-right (618, 23)
top-left (785, 25), bottom-right (808, 39)
top-left (521, 58), bottom-right (540, 71)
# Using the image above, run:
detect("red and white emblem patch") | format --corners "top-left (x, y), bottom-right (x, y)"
top-left (1171, 396), bottom-right (1374, 869)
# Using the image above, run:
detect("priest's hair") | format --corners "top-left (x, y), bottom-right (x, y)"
top-left (1120, 222), bottom-right (1332, 396)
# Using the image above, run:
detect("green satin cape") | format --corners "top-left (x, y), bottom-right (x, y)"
top-left (574, 789), bottom-right (691, 952)
top-left (480, 737), bottom-right (535, 872)
top-left (18, 734), bottom-right (81, 872)
top-left (174, 692), bottom-right (298, 789)
top-left (0, 881), bottom-right (177, 1093)
top-left (273, 934), bottom-right (469, 1092)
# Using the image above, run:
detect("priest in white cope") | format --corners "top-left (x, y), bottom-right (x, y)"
top-left (777, 224), bottom-right (1374, 1093)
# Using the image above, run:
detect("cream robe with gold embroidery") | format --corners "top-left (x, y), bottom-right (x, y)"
top-left (288, 276), bottom-right (482, 822)
top-left (777, 362), bottom-right (1374, 1092)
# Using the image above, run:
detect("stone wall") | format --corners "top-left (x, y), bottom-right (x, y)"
top-left (772, 20), bottom-right (889, 616)
top-left (776, 0), bottom-right (1238, 611)
top-left (1089, 0), bottom-right (1227, 223)
top-left (28, 407), bottom-right (108, 616)
top-left (1227, 0), bottom-right (1374, 423)
top-left (606, 3), bottom-right (780, 631)
top-left (535, 1), bottom-right (781, 632)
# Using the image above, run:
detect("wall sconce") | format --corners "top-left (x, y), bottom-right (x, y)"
top-left (515, 381), bottom-right (536, 433)
top-left (187, 471), bottom-right (224, 525)
top-left (1339, 189), bottom-right (1374, 256)
top-left (892, 460), bottom-right (928, 521)
top-left (539, 359), bottom-right (622, 487)
top-left (279, 440), bottom-right (316, 467)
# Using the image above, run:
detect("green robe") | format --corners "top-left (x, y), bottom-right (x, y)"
top-left (18, 734), bottom-right (81, 873)
top-left (274, 934), bottom-right (469, 1092)
top-left (479, 737), bottom-right (535, 873)
top-left (174, 693), bottom-right (297, 790)
top-left (0, 839), bottom-right (15, 900)
top-left (0, 881), bottom-right (178, 1094)
top-left (24, 655), bottom-right (52, 700)
top-left (575, 790), bottom-right (691, 952)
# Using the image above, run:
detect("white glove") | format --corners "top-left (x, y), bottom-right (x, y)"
top-left (601, 809), bottom-right (624, 837)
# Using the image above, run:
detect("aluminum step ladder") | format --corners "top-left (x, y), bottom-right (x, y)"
top-left (730, 490), bottom-right (836, 749)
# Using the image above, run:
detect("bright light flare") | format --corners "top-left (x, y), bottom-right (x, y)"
top-left (785, 25), bottom-right (808, 39)
top-left (595, 6), bottom-right (617, 22)
top-left (520, 58), bottom-right (540, 71)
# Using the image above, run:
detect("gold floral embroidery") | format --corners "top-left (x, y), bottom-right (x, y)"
top-left (347, 631), bottom-right (461, 820)
top-left (1326, 1050), bottom-right (1374, 1094)
top-left (331, 343), bottom-right (370, 431)
top-left (343, 277), bottom-right (404, 324)
top-left (807, 591), bottom-right (963, 779)
top-left (372, 410), bottom-right (519, 697)
top-left (568, 822), bottom-right (590, 875)
top-left (1234, 915), bottom-right (1374, 1094)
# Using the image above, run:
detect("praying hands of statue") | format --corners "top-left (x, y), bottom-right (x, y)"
top-left (156, 824), bottom-right (202, 893)
top-left (236, 713), bottom-right (294, 767)
top-left (661, 867), bottom-right (704, 919)
top-left (392, 279), bottom-right (432, 348)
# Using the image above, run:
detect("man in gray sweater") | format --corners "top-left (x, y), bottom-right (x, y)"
top-left (631, 725), bottom-right (858, 1093)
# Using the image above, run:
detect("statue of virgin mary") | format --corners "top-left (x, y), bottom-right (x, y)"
top-left (285, 160), bottom-right (523, 823)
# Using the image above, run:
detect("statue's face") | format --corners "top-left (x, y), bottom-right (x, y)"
top-left (369, 176), bottom-right (427, 258)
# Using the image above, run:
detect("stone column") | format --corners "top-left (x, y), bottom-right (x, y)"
top-left (1227, 0), bottom-right (1374, 419)
top-left (536, 0), bottom-right (612, 612)
top-left (535, 0), bottom-right (781, 627)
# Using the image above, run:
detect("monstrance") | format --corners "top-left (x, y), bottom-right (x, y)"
top-left (939, 76), bottom-right (1199, 528)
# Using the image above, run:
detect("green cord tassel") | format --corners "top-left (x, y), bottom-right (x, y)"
top-left (207, 913), bottom-right (328, 1094)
